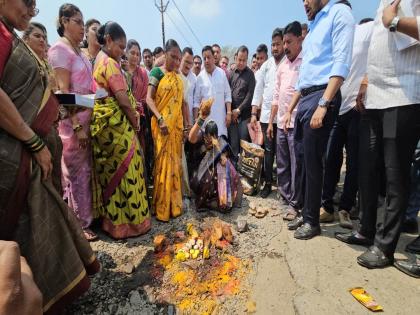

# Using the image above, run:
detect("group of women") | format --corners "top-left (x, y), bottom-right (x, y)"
top-left (46, 3), bottom-right (153, 241)
top-left (0, 0), bottom-right (242, 312)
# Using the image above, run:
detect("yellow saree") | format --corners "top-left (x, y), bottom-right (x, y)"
top-left (150, 67), bottom-right (184, 221)
top-left (91, 51), bottom-right (151, 239)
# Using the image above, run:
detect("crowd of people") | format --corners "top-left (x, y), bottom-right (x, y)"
top-left (0, 0), bottom-right (419, 314)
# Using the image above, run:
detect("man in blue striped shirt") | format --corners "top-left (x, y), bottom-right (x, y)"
top-left (284, 0), bottom-right (355, 239)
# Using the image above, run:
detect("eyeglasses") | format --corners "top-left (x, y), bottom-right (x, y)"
top-left (194, 61), bottom-right (202, 65)
top-left (70, 18), bottom-right (84, 26)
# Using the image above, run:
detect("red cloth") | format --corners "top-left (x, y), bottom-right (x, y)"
top-left (0, 21), bottom-right (13, 77)
top-left (132, 66), bottom-right (149, 103)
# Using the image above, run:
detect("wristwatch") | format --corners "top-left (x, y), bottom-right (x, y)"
top-left (318, 97), bottom-right (331, 109)
top-left (389, 16), bottom-right (400, 32)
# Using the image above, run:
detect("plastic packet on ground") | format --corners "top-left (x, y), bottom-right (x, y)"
top-left (349, 287), bottom-right (383, 312)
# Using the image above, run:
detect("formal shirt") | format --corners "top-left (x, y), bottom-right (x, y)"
top-left (272, 53), bottom-right (302, 129)
top-left (194, 66), bottom-right (232, 136)
top-left (229, 66), bottom-right (256, 120)
top-left (251, 57), bottom-right (281, 124)
top-left (366, 0), bottom-right (420, 109)
top-left (181, 70), bottom-right (196, 123)
top-left (340, 21), bottom-right (374, 115)
top-left (296, 1), bottom-right (355, 91)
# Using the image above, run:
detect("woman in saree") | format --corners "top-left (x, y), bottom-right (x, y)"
top-left (81, 18), bottom-right (101, 65)
top-left (0, 1), bottom-right (99, 314)
top-left (91, 22), bottom-right (151, 239)
top-left (189, 109), bottom-right (242, 212)
top-left (48, 3), bottom-right (97, 241)
top-left (146, 39), bottom-right (187, 222)
top-left (22, 22), bottom-right (63, 193)
top-left (125, 39), bottom-right (154, 188)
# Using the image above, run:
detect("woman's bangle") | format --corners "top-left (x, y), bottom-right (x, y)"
top-left (197, 117), bottom-right (205, 128)
top-left (226, 111), bottom-right (232, 115)
top-left (23, 134), bottom-right (39, 146)
top-left (157, 115), bottom-right (164, 126)
top-left (23, 134), bottom-right (46, 153)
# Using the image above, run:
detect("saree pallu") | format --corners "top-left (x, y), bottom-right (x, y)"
top-left (91, 95), bottom-right (151, 239)
top-left (151, 71), bottom-right (184, 222)
top-left (0, 35), bottom-right (99, 315)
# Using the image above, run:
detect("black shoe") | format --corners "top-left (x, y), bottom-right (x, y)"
top-left (401, 218), bottom-right (419, 234)
top-left (335, 231), bottom-right (373, 247)
top-left (406, 236), bottom-right (420, 254)
top-left (357, 246), bottom-right (393, 269)
top-left (294, 223), bottom-right (321, 240)
top-left (260, 184), bottom-right (272, 199)
top-left (287, 216), bottom-right (303, 230)
top-left (394, 259), bottom-right (420, 278)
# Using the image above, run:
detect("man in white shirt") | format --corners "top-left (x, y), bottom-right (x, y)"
top-left (380, 0), bottom-right (420, 279)
top-left (255, 44), bottom-right (268, 70)
top-left (339, 0), bottom-right (420, 271)
top-left (194, 46), bottom-right (232, 137)
top-left (250, 28), bottom-right (284, 198)
top-left (192, 55), bottom-right (202, 77)
top-left (180, 47), bottom-right (197, 124)
top-left (320, 19), bottom-right (374, 229)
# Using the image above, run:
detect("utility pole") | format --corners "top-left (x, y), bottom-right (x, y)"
top-left (155, 0), bottom-right (170, 47)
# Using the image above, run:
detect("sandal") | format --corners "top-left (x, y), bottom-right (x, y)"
top-left (283, 209), bottom-right (298, 221)
top-left (254, 207), bottom-right (269, 219)
top-left (83, 228), bottom-right (98, 242)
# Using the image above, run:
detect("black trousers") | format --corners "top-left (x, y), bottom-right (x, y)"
top-left (260, 122), bottom-right (277, 185)
top-left (322, 109), bottom-right (360, 213)
top-left (294, 89), bottom-right (340, 226)
top-left (371, 105), bottom-right (420, 256)
top-left (228, 118), bottom-right (250, 161)
top-left (357, 110), bottom-right (385, 240)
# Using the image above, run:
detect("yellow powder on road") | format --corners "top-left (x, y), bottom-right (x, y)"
top-left (153, 251), bottom-right (250, 314)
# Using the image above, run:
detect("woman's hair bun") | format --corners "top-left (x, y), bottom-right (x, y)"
top-left (96, 23), bottom-right (107, 45)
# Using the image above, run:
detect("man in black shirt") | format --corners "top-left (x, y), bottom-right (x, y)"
top-left (228, 45), bottom-right (256, 159)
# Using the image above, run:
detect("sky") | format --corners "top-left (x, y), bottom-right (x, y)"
top-left (35, 0), bottom-right (380, 56)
